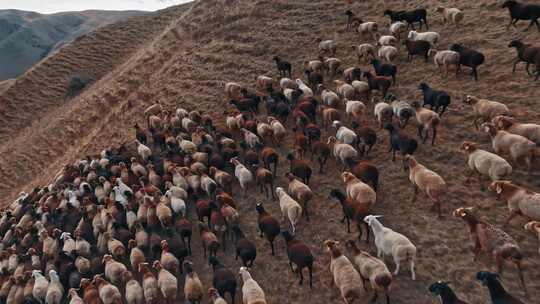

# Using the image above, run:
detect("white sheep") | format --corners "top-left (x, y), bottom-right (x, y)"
top-left (374, 101), bottom-right (394, 128)
top-left (46, 270), bottom-right (64, 304)
top-left (134, 140), bottom-right (152, 161)
top-left (435, 6), bottom-right (464, 27)
top-left (345, 99), bottom-right (366, 123)
top-left (279, 77), bottom-right (298, 90)
top-left (378, 35), bottom-right (397, 46)
top-left (328, 137), bottom-right (358, 169)
top-left (225, 82), bottom-right (242, 100)
top-left (459, 141), bottom-right (512, 182)
top-left (324, 57), bottom-right (342, 77)
top-left (226, 112), bottom-right (244, 131)
top-left (364, 215), bottom-right (417, 280)
top-left (389, 21), bottom-right (407, 39)
top-left (357, 21), bottom-right (378, 41)
top-left (275, 187), bottom-right (302, 234)
top-left (267, 116), bottom-right (287, 143)
top-left (32, 270), bottom-right (49, 303)
top-left (334, 80), bottom-right (355, 100)
top-left (239, 267), bottom-right (267, 304)
top-left (432, 50), bottom-right (460, 78)
top-left (333, 121), bottom-right (357, 145)
top-left (324, 240), bottom-right (364, 304)
top-left (230, 158), bottom-right (253, 196)
top-left (378, 46), bottom-right (398, 62)
top-left (241, 128), bottom-right (262, 149)
top-left (295, 79), bottom-right (314, 97)
top-left (464, 95), bottom-right (511, 130)
top-left (316, 38), bottom-right (337, 56)
top-left (351, 80), bottom-right (370, 101)
top-left (165, 189), bottom-right (186, 217)
top-left (351, 43), bottom-right (376, 63)
top-left (482, 123), bottom-right (536, 170)
top-left (321, 89), bottom-right (341, 108)
top-left (408, 30), bottom-right (440, 46)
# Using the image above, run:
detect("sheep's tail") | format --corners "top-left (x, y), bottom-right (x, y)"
top-left (375, 273), bottom-right (392, 292)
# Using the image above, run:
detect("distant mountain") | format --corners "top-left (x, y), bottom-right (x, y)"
top-left (0, 9), bottom-right (145, 80)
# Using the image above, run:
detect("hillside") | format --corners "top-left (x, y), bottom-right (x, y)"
top-left (0, 9), bottom-right (145, 80)
top-left (1, 0), bottom-right (539, 303)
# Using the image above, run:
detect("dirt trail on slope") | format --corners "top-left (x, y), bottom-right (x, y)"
top-left (1, 0), bottom-right (539, 303)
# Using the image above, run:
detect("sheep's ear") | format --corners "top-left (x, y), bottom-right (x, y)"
top-left (496, 184), bottom-right (502, 194)
top-left (373, 215), bottom-right (383, 219)
top-left (483, 125), bottom-right (490, 132)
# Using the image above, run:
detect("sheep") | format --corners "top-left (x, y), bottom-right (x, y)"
top-left (378, 45), bottom-right (398, 62)
top-left (332, 121), bottom-right (357, 145)
top-left (341, 172), bottom-right (377, 207)
top-left (364, 71), bottom-right (391, 98)
top-left (321, 89), bottom-right (341, 108)
top-left (124, 271), bottom-right (144, 304)
top-left (351, 80), bottom-right (370, 101)
top-left (281, 231), bottom-right (314, 288)
top-left (324, 240), bottom-right (364, 303)
top-left (94, 275), bottom-right (122, 304)
top-left (183, 261), bottom-right (203, 304)
top-left (198, 222), bottom-right (220, 257)
top-left (351, 44), bottom-right (376, 63)
top-left (384, 123), bottom-right (418, 162)
top-left (267, 116), bottom-right (287, 145)
top-left (255, 203), bottom-right (280, 255)
top-left (310, 140), bottom-right (331, 174)
top-left (453, 207), bottom-right (526, 293)
top-left (275, 187), bottom-right (302, 234)
top-left (524, 221), bottom-right (540, 254)
top-left (357, 21), bottom-right (378, 41)
top-left (364, 215), bottom-right (417, 280)
top-left (208, 256), bottom-right (237, 303)
top-left (135, 140), bottom-right (152, 161)
top-left (476, 271), bottom-right (525, 304)
top-left (102, 254), bottom-right (126, 286)
top-left (489, 181), bottom-right (540, 225)
top-left (295, 79), bottom-right (314, 98)
top-left (482, 123), bottom-right (536, 170)
top-left (304, 70), bottom-right (323, 89)
top-left (239, 267), bottom-right (267, 304)
top-left (256, 75), bottom-right (273, 91)
top-left (459, 141), bottom-right (512, 184)
top-left (374, 100), bottom-right (394, 129)
top-left (407, 30), bottom-right (439, 47)
top-left (327, 137), bottom-right (358, 170)
top-left (389, 21), bottom-right (407, 39)
top-left (411, 101), bottom-right (440, 145)
top-left (323, 57), bottom-right (342, 77)
top-left (371, 58), bottom-right (397, 84)
top-left (345, 10), bottom-right (363, 31)
top-left (508, 40), bottom-right (540, 80)
top-left (230, 157), bottom-right (254, 196)
top-left (449, 44), bottom-right (485, 81)
top-left (378, 35), bottom-right (397, 46)
top-left (287, 173), bottom-right (313, 221)
top-left (492, 115), bottom-right (540, 143)
top-left (279, 77), bottom-right (298, 90)
top-left (404, 39), bottom-right (431, 62)
top-left (384, 8), bottom-right (428, 30)
top-left (208, 287), bottom-right (227, 304)
top-left (404, 155), bottom-right (446, 218)
top-left (315, 38), bottom-right (337, 56)
top-left (431, 50), bottom-right (460, 78)
top-left (345, 100), bottom-right (366, 124)
top-left (226, 112), bottom-right (244, 131)
top-left (32, 270), bottom-right (48, 303)
top-left (502, 0), bottom-right (540, 31)
top-left (68, 288), bottom-right (84, 304)
top-left (321, 106), bottom-right (341, 130)
top-left (231, 225), bottom-right (257, 267)
top-left (154, 261), bottom-right (177, 304)
top-left (225, 82), bottom-right (243, 100)
top-left (304, 59), bottom-right (323, 73)
top-left (428, 281), bottom-right (469, 304)
top-left (343, 67), bottom-right (363, 83)
top-left (286, 153), bottom-right (312, 185)
top-left (346, 159), bottom-right (379, 192)
top-left (418, 82), bottom-right (451, 117)
top-left (435, 6), bottom-right (464, 27)
top-left (273, 56), bottom-right (292, 77)
top-left (463, 95), bottom-right (511, 129)
top-left (254, 164), bottom-right (274, 199)
top-left (329, 188), bottom-right (369, 237)
top-left (345, 240), bottom-right (392, 304)
top-left (44, 270), bottom-right (63, 304)
top-left (160, 240), bottom-right (180, 275)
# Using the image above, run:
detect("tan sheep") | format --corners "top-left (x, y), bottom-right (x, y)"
top-left (255, 75), bottom-right (273, 91)
top-left (378, 35), bottom-right (397, 46)
top-left (431, 50), bottom-right (460, 78)
top-left (321, 106), bottom-right (341, 130)
top-left (267, 116), bottom-right (287, 144)
top-left (357, 21), bottom-right (378, 41)
top-left (102, 254), bottom-right (126, 287)
top-left (183, 261), bottom-right (203, 304)
top-left (463, 95), bottom-right (511, 130)
top-left (324, 57), bottom-right (342, 77)
top-left (404, 155), bottom-right (446, 218)
top-left (287, 173), bottom-right (314, 221)
top-left (524, 221), bottom-right (540, 254)
top-left (334, 80), bottom-right (355, 100)
top-left (411, 101), bottom-right (440, 145)
top-left (378, 46), bottom-right (398, 63)
top-left (324, 240), bottom-right (364, 304)
top-left (389, 21), bottom-right (407, 39)
top-left (239, 267), bottom-right (267, 304)
top-left (345, 240), bottom-right (392, 304)
top-left (225, 82), bottom-right (242, 100)
top-left (226, 112), bottom-right (244, 131)
top-left (482, 123), bottom-right (536, 170)
top-left (435, 6), bottom-right (464, 27)
top-left (460, 141), bottom-right (512, 185)
top-left (492, 115), bottom-right (540, 143)
top-left (275, 187), bottom-right (302, 234)
top-left (341, 172), bottom-right (377, 206)
top-left (351, 81), bottom-right (370, 101)
top-left (154, 261), bottom-right (177, 304)
top-left (351, 44), bottom-right (376, 63)
top-left (304, 59), bottom-right (323, 73)
top-left (328, 137), bottom-right (358, 170)
top-left (489, 181), bottom-right (540, 225)
top-left (374, 100), bottom-right (394, 129)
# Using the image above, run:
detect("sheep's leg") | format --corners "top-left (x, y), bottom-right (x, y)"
top-left (393, 259), bottom-right (401, 276)
top-left (370, 292), bottom-right (379, 303)
top-left (346, 217), bottom-right (351, 233)
top-left (410, 259), bottom-right (416, 280)
top-left (411, 185), bottom-right (418, 202)
top-left (417, 125), bottom-right (424, 139)
top-left (365, 222), bottom-right (371, 243)
top-left (525, 19), bottom-right (536, 31)
top-left (512, 59), bottom-right (521, 73)
top-left (298, 267), bottom-right (304, 286)
top-left (431, 127), bottom-right (437, 146)
top-left (304, 202), bottom-right (310, 221)
top-left (506, 18), bottom-right (514, 30)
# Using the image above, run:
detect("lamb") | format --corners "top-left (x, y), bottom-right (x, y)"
top-left (389, 21), bottom-right (407, 39)
top-left (364, 215), bottom-right (417, 280)
top-left (230, 157), bottom-right (254, 196)
top-left (378, 45), bottom-right (399, 62)
top-left (403, 39), bottom-right (431, 62)
top-left (341, 172), bottom-right (377, 207)
top-left (508, 40), bottom-right (540, 80)
top-left (357, 21), bottom-right (379, 41)
top-left (453, 207), bottom-right (527, 293)
top-left (315, 38), bottom-right (337, 56)
top-left (459, 141), bottom-right (512, 183)
top-left (328, 137), bottom-right (358, 169)
top-left (408, 30), bottom-right (439, 46)
top-left (431, 50), bottom-right (460, 78)
top-left (324, 240), bottom-right (364, 303)
top-left (345, 240), bottom-right (392, 304)
top-left (435, 7), bottom-right (464, 27)
top-left (275, 187), bottom-right (303, 234)
top-left (183, 261), bottom-right (203, 304)
top-left (418, 82), bottom-right (451, 117)
top-left (239, 267), bottom-right (267, 304)
top-left (411, 101), bottom-right (440, 145)
top-left (404, 155), bottom-right (446, 217)
top-left (351, 44), bottom-right (376, 63)
top-left (482, 123), bottom-right (536, 170)
top-left (524, 221), bottom-right (540, 254)
top-left (502, 0), bottom-right (540, 31)
top-left (463, 95), bottom-right (511, 129)
top-left (489, 181), bottom-right (540, 225)
top-left (287, 173), bottom-right (314, 221)
top-left (378, 35), bottom-right (397, 46)
top-left (449, 44), bottom-right (485, 81)
top-left (492, 115), bottom-right (540, 143)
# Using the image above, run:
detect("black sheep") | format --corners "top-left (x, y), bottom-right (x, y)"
top-left (449, 44), bottom-right (485, 81)
top-left (502, 1), bottom-right (540, 31)
top-left (304, 69), bottom-right (324, 88)
top-left (403, 39), bottom-right (431, 62)
top-left (209, 256), bottom-right (237, 303)
top-left (231, 225), bottom-right (257, 267)
top-left (371, 58), bottom-right (397, 84)
top-left (273, 56), bottom-right (292, 77)
top-left (428, 281), bottom-right (469, 304)
top-left (383, 123), bottom-right (418, 163)
top-left (476, 271), bottom-right (525, 304)
top-left (384, 8), bottom-right (428, 30)
top-left (418, 82), bottom-right (451, 117)
top-left (281, 230), bottom-right (314, 288)
top-left (508, 40), bottom-right (540, 80)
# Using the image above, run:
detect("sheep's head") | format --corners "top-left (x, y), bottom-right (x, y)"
top-left (323, 239), bottom-right (339, 250)
top-left (508, 40), bottom-right (522, 48)
top-left (481, 123), bottom-right (497, 135)
top-left (502, 1), bottom-right (518, 9)
top-left (327, 136), bottom-right (337, 145)
top-left (152, 260), bottom-right (162, 271)
top-left (452, 207), bottom-right (477, 220)
top-left (428, 281), bottom-right (450, 295)
top-left (459, 141), bottom-right (477, 153)
top-left (341, 171), bottom-right (355, 183)
top-left (364, 215), bottom-right (383, 226)
top-left (492, 115), bottom-right (514, 130)
top-left (102, 254), bottom-right (113, 264)
top-left (275, 187), bottom-right (284, 196)
top-left (488, 180), bottom-right (514, 196)
top-left (524, 221), bottom-right (540, 233)
top-left (183, 260), bottom-right (194, 273)
top-left (476, 271), bottom-right (499, 285)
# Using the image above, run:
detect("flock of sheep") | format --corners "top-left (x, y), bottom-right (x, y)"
top-left (0, 1), bottom-right (539, 304)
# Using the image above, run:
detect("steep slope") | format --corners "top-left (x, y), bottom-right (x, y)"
top-left (0, 9), bottom-right (145, 80)
top-left (1, 0), bottom-right (540, 303)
